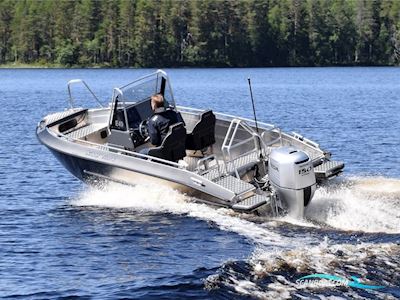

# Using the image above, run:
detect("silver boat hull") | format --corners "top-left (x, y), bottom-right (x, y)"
top-left (36, 70), bottom-right (344, 218)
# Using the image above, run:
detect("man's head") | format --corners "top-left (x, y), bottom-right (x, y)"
top-left (151, 94), bottom-right (164, 111)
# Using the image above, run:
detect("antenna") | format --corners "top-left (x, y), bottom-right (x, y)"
top-left (247, 77), bottom-right (264, 161)
top-left (247, 77), bottom-right (259, 134)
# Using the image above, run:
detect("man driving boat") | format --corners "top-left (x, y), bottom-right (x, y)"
top-left (139, 93), bottom-right (184, 155)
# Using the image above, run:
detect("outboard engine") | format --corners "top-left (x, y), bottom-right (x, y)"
top-left (268, 146), bottom-right (316, 218)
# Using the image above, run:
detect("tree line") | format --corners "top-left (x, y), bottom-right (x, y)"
top-left (0, 0), bottom-right (399, 67)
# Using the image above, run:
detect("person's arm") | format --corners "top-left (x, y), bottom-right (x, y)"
top-left (147, 118), bottom-right (161, 146)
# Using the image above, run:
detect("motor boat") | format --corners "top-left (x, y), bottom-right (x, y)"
top-left (36, 70), bottom-right (344, 218)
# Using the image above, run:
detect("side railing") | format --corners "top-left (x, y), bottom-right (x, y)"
top-left (291, 131), bottom-right (320, 148)
top-left (178, 106), bottom-right (285, 178)
top-left (221, 119), bottom-right (262, 178)
top-left (261, 127), bottom-right (282, 155)
top-left (178, 105), bottom-right (283, 150)
top-left (67, 79), bottom-right (104, 109)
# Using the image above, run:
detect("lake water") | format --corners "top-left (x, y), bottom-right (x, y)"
top-left (1, 67), bottom-right (399, 299)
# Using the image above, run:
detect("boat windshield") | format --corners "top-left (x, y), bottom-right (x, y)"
top-left (109, 70), bottom-right (176, 131)
top-left (117, 70), bottom-right (175, 107)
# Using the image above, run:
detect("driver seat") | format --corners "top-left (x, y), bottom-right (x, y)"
top-left (147, 123), bottom-right (187, 162)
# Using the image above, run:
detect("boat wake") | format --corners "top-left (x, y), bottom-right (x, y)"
top-left (305, 176), bottom-right (400, 233)
top-left (205, 238), bottom-right (400, 299)
top-left (69, 177), bottom-right (400, 299)
top-left (70, 182), bottom-right (296, 248)
top-left (70, 176), bottom-right (400, 241)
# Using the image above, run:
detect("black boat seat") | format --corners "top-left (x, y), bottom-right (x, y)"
top-left (186, 110), bottom-right (216, 151)
top-left (147, 123), bottom-right (187, 162)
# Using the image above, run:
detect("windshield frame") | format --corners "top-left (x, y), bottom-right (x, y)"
top-left (108, 70), bottom-right (176, 131)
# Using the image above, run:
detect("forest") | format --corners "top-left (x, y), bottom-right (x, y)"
top-left (0, 0), bottom-right (399, 67)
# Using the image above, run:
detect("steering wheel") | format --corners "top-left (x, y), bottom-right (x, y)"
top-left (138, 119), bottom-right (149, 139)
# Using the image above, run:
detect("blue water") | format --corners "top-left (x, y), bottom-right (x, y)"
top-left (1, 67), bottom-right (400, 299)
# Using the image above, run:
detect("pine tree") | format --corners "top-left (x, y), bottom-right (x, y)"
top-left (53, 0), bottom-right (76, 65)
top-left (248, 0), bottom-right (277, 66)
top-left (355, 0), bottom-right (380, 64)
top-left (71, 0), bottom-right (98, 65)
top-left (133, 0), bottom-right (159, 66)
top-left (329, 0), bottom-right (357, 64)
top-left (119, 0), bottom-right (136, 66)
top-left (0, 0), bottom-right (14, 63)
top-left (97, 0), bottom-right (120, 65)
top-left (1, 0), bottom-right (400, 67)
top-left (167, 0), bottom-right (191, 65)
top-left (307, 0), bottom-right (334, 65)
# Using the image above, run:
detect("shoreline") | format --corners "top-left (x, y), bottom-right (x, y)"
top-left (0, 63), bottom-right (398, 69)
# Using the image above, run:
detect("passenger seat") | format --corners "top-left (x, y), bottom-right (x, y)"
top-left (185, 110), bottom-right (216, 152)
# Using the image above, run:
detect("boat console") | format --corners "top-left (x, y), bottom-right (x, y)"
top-left (107, 72), bottom-right (177, 150)
top-left (109, 98), bottom-right (154, 148)
top-left (111, 99), bottom-right (153, 131)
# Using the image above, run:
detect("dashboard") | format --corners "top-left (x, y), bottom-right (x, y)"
top-left (110, 98), bottom-right (177, 148)
top-left (126, 99), bottom-right (153, 129)
top-left (111, 99), bottom-right (152, 131)
top-left (110, 99), bottom-right (153, 148)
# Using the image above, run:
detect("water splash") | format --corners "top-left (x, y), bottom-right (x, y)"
top-left (70, 176), bottom-right (400, 239)
top-left (70, 182), bottom-right (298, 248)
top-left (306, 177), bottom-right (400, 233)
top-left (206, 238), bottom-right (400, 299)
top-left (70, 179), bottom-right (400, 299)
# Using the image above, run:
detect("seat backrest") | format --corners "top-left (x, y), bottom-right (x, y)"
top-left (148, 122), bottom-right (187, 162)
top-left (186, 110), bottom-right (216, 150)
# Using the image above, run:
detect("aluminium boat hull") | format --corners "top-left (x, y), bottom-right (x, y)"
top-left (37, 126), bottom-right (236, 208)
top-left (36, 69), bottom-right (344, 217)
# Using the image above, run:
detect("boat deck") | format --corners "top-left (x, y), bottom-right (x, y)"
top-left (232, 194), bottom-right (267, 211)
top-left (65, 123), bottom-right (106, 140)
top-left (314, 160), bottom-right (345, 179)
top-left (213, 175), bottom-right (255, 196)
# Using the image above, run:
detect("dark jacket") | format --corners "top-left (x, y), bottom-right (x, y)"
top-left (148, 108), bottom-right (185, 146)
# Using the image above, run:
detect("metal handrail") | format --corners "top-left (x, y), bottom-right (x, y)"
top-left (228, 136), bottom-right (257, 151)
top-left (108, 88), bottom-right (127, 131)
top-left (221, 119), bottom-right (240, 177)
top-left (67, 79), bottom-right (104, 109)
top-left (178, 105), bottom-right (324, 156)
top-left (221, 119), bottom-right (262, 178)
top-left (179, 106), bottom-right (323, 156)
top-left (261, 127), bottom-right (282, 147)
top-left (292, 131), bottom-right (320, 148)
